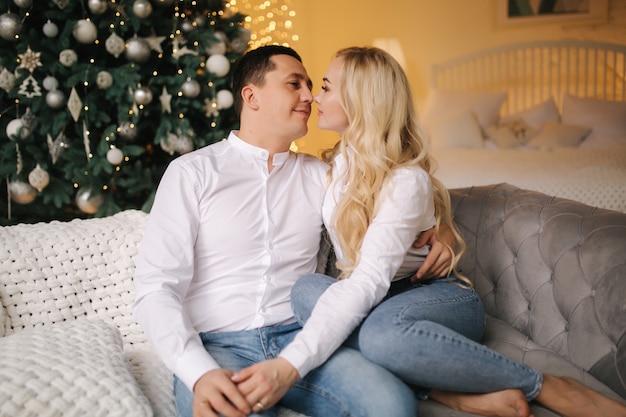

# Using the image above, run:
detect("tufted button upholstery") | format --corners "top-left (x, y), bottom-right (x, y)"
top-left (450, 183), bottom-right (626, 400)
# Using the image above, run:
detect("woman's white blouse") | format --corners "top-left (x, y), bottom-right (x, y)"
top-left (280, 152), bottom-right (436, 377)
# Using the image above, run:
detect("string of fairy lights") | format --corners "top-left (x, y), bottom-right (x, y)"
top-left (227, 0), bottom-right (298, 48)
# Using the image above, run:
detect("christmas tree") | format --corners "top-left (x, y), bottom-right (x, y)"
top-left (0, 0), bottom-right (249, 225)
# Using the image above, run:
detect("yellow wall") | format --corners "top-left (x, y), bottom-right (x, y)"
top-left (288, 0), bottom-right (626, 156)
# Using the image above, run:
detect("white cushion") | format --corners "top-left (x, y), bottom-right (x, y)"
top-left (562, 93), bottom-right (626, 141)
top-left (421, 89), bottom-right (507, 131)
top-left (428, 110), bottom-right (484, 150)
top-left (500, 97), bottom-right (560, 131)
top-left (526, 122), bottom-right (591, 149)
top-left (0, 319), bottom-right (152, 417)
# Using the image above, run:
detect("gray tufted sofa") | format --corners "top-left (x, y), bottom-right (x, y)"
top-left (0, 183), bottom-right (624, 417)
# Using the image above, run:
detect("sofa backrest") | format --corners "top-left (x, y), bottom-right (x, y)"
top-left (0, 210), bottom-right (148, 348)
top-left (450, 183), bottom-right (626, 398)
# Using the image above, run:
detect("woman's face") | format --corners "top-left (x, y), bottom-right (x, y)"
top-left (315, 57), bottom-right (349, 134)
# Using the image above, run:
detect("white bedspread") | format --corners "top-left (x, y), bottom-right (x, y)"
top-left (432, 145), bottom-right (626, 213)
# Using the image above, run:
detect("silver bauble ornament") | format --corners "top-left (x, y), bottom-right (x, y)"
top-left (118, 121), bottom-right (138, 140)
top-left (96, 71), bottom-right (113, 89)
top-left (76, 187), bottom-right (104, 214)
top-left (42, 75), bottom-right (59, 91)
top-left (133, 86), bottom-right (153, 105)
top-left (42, 20), bottom-right (58, 37)
top-left (28, 164), bottom-right (50, 192)
top-left (13, 0), bottom-right (33, 8)
top-left (181, 21), bottom-right (194, 33)
top-left (6, 118), bottom-right (30, 140)
top-left (106, 148), bottom-right (124, 165)
top-left (216, 90), bottom-right (234, 109)
top-left (73, 19), bottom-right (98, 44)
top-left (125, 36), bottom-right (151, 63)
top-left (59, 49), bottom-right (78, 67)
top-left (13, 0), bottom-right (33, 9)
top-left (206, 54), bottom-right (230, 77)
top-left (87, 0), bottom-right (108, 14)
top-left (105, 32), bottom-right (125, 58)
top-left (8, 180), bottom-right (37, 204)
top-left (46, 89), bottom-right (65, 109)
top-left (231, 28), bottom-right (251, 53)
top-left (132, 0), bottom-right (153, 19)
top-left (206, 31), bottom-right (227, 55)
top-left (181, 78), bottom-right (201, 98)
top-left (0, 12), bottom-right (22, 41)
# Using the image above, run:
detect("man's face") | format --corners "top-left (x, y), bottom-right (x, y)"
top-left (253, 54), bottom-right (313, 142)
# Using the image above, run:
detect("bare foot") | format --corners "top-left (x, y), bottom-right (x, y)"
top-left (537, 374), bottom-right (626, 417)
top-left (430, 389), bottom-right (531, 417)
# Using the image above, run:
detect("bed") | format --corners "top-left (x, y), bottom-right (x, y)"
top-left (421, 40), bottom-right (626, 213)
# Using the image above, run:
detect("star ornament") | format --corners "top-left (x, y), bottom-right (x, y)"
top-left (18, 47), bottom-right (43, 74)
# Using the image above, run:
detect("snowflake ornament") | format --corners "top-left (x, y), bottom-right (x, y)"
top-left (18, 47), bottom-right (43, 73)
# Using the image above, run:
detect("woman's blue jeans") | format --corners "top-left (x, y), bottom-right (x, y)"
top-left (291, 273), bottom-right (543, 401)
top-left (174, 321), bottom-right (418, 417)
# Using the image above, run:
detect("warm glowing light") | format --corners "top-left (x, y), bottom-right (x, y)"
top-left (228, 0), bottom-right (297, 48)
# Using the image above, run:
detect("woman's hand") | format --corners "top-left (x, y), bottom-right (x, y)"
top-left (231, 358), bottom-right (300, 413)
top-left (412, 224), bottom-right (455, 281)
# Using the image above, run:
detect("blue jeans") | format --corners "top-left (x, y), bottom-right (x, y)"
top-left (291, 274), bottom-right (543, 401)
top-left (174, 322), bottom-right (417, 417)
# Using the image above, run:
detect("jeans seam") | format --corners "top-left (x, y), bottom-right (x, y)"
top-left (289, 380), bottom-right (355, 417)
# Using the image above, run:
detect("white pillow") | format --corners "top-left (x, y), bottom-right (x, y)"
top-left (526, 122), bottom-right (591, 149)
top-left (500, 97), bottom-right (560, 131)
top-left (0, 319), bottom-right (152, 417)
top-left (562, 93), bottom-right (626, 141)
top-left (428, 110), bottom-right (484, 150)
top-left (421, 89), bottom-right (507, 131)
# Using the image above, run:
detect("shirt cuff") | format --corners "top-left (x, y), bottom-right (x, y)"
top-left (175, 341), bottom-right (222, 391)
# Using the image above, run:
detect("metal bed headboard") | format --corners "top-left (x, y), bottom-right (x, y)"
top-left (431, 40), bottom-right (626, 116)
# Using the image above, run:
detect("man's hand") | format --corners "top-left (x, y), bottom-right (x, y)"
top-left (232, 358), bottom-right (300, 414)
top-left (192, 369), bottom-right (250, 417)
top-left (412, 224), bottom-right (456, 282)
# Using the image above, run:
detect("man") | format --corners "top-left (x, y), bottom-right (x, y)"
top-left (133, 46), bottom-right (451, 417)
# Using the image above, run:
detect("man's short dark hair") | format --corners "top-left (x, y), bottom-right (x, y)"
top-left (232, 45), bottom-right (303, 117)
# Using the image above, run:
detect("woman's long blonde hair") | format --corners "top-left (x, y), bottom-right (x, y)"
top-left (321, 46), bottom-right (470, 287)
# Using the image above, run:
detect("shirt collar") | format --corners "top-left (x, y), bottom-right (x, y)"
top-left (228, 131), bottom-right (291, 166)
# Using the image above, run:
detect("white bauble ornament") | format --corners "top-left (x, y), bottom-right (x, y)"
top-left (28, 164), bottom-right (50, 192)
top-left (181, 21), bottom-right (194, 33)
top-left (96, 71), bottom-right (113, 89)
top-left (43, 20), bottom-right (59, 37)
top-left (216, 89), bottom-right (234, 109)
top-left (132, 0), bottom-right (153, 18)
top-left (181, 78), bottom-right (201, 98)
top-left (106, 147), bottom-right (124, 165)
top-left (42, 75), bottom-right (58, 91)
top-left (0, 12), bottom-right (22, 41)
top-left (73, 19), bottom-right (98, 44)
top-left (45, 89), bottom-right (65, 108)
top-left (59, 49), bottom-right (78, 67)
top-left (76, 187), bottom-right (104, 214)
top-left (87, 0), bottom-right (108, 14)
top-left (14, 0), bottom-right (33, 7)
top-left (105, 32), bottom-right (125, 58)
top-left (125, 36), bottom-right (151, 63)
top-left (8, 180), bottom-right (37, 204)
top-left (6, 118), bottom-right (30, 140)
top-left (206, 54), bottom-right (230, 77)
top-left (133, 86), bottom-right (153, 105)
top-left (118, 121), bottom-right (138, 140)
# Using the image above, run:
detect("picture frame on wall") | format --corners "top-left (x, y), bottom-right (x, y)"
top-left (496, 0), bottom-right (609, 27)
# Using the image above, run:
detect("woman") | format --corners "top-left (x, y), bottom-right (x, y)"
top-left (233, 47), bottom-right (626, 417)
